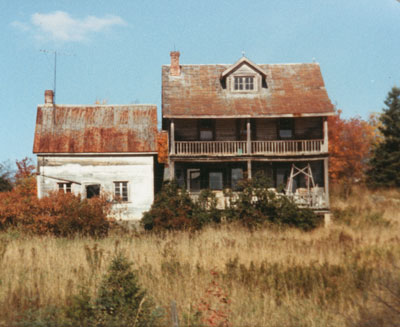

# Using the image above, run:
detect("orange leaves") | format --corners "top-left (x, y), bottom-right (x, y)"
top-left (157, 131), bottom-right (169, 164)
top-left (328, 110), bottom-right (377, 185)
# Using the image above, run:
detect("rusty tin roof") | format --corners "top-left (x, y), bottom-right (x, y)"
top-left (33, 104), bottom-right (157, 153)
top-left (162, 62), bottom-right (334, 118)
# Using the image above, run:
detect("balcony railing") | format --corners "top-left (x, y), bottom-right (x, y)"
top-left (173, 139), bottom-right (327, 156)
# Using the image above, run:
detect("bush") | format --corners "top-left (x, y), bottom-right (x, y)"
top-left (225, 174), bottom-right (320, 231)
top-left (17, 254), bottom-right (162, 327)
top-left (0, 188), bottom-right (111, 237)
top-left (142, 182), bottom-right (221, 231)
top-left (143, 176), bottom-right (320, 232)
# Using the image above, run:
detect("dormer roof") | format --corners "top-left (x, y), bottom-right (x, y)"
top-left (221, 56), bottom-right (267, 79)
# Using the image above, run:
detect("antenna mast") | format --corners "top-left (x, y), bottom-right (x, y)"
top-left (40, 49), bottom-right (74, 104)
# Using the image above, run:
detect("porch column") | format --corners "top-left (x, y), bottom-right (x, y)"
top-left (323, 117), bottom-right (328, 152)
top-left (246, 119), bottom-right (251, 154)
top-left (170, 120), bottom-right (175, 155)
top-left (324, 157), bottom-right (330, 207)
top-left (169, 159), bottom-right (175, 181)
top-left (247, 160), bottom-right (252, 179)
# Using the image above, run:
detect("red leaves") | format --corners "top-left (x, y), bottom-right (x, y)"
top-left (328, 110), bottom-right (377, 185)
top-left (197, 270), bottom-right (232, 327)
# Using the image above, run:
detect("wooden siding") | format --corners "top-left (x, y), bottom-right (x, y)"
top-left (255, 118), bottom-right (277, 140)
top-left (294, 117), bottom-right (322, 139)
top-left (215, 119), bottom-right (236, 141)
top-left (175, 119), bottom-right (198, 140)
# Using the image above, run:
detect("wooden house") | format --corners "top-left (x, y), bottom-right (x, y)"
top-left (162, 52), bottom-right (334, 210)
top-left (33, 90), bottom-right (160, 220)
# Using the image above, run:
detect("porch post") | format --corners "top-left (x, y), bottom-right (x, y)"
top-left (247, 160), bottom-right (252, 179)
top-left (324, 157), bottom-right (330, 207)
top-left (170, 120), bottom-right (175, 155)
top-left (323, 117), bottom-right (328, 152)
top-left (246, 119), bottom-right (251, 154)
top-left (169, 159), bottom-right (175, 181)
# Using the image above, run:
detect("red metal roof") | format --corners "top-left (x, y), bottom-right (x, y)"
top-left (162, 62), bottom-right (334, 118)
top-left (33, 104), bottom-right (157, 153)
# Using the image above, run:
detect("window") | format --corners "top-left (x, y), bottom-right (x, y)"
top-left (114, 182), bottom-right (128, 202)
top-left (231, 168), bottom-right (243, 191)
top-left (86, 184), bottom-right (100, 199)
top-left (209, 172), bottom-right (223, 190)
top-left (279, 118), bottom-right (294, 139)
top-left (58, 182), bottom-right (71, 193)
top-left (234, 76), bottom-right (254, 90)
top-left (187, 169), bottom-right (201, 193)
top-left (199, 119), bottom-right (214, 141)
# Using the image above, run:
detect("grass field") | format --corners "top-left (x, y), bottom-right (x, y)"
top-left (0, 186), bottom-right (399, 326)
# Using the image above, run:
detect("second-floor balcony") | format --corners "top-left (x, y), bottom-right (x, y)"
top-left (172, 139), bottom-right (327, 156)
top-left (168, 117), bottom-right (329, 157)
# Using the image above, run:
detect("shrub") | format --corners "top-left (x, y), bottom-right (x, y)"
top-left (17, 254), bottom-right (162, 327)
top-left (0, 190), bottom-right (111, 237)
top-left (225, 174), bottom-right (320, 231)
top-left (142, 182), bottom-right (221, 231)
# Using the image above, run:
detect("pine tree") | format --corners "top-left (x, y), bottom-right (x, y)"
top-left (367, 87), bottom-right (400, 187)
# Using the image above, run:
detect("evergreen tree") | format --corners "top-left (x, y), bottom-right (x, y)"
top-left (367, 87), bottom-right (400, 187)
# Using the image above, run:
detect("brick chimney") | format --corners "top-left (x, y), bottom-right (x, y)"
top-left (44, 90), bottom-right (54, 104)
top-left (170, 51), bottom-right (180, 76)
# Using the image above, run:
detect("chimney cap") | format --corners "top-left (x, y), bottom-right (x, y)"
top-left (44, 90), bottom-right (54, 104)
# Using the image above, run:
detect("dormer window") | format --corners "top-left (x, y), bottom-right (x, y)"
top-left (221, 57), bottom-right (267, 94)
top-left (234, 77), bottom-right (254, 90)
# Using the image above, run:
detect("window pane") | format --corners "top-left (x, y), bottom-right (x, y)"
top-left (231, 168), bottom-right (243, 190)
top-left (200, 130), bottom-right (213, 141)
top-left (209, 172), bottom-right (223, 190)
top-left (245, 77), bottom-right (254, 90)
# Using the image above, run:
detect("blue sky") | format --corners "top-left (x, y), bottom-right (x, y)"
top-left (1, 0), bottom-right (400, 163)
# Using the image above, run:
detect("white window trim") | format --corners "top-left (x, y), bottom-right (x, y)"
top-left (58, 182), bottom-right (72, 193)
top-left (114, 181), bottom-right (129, 202)
top-left (230, 74), bottom-right (259, 92)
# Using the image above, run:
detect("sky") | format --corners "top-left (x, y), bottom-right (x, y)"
top-left (1, 0), bottom-right (400, 163)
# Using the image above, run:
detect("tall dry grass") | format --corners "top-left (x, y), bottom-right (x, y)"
top-left (0, 186), bottom-right (399, 326)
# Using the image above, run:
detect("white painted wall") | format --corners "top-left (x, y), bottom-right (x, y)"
top-left (37, 155), bottom-right (155, 220)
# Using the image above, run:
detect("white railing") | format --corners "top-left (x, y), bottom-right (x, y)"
top-left (175, 141), bottom-right (247, 156)
top-left (173, 139), bottom-right (326, 156)
top-left (252, 139), bottom-right (326, 155)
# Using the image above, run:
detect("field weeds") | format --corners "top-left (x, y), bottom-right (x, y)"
top-left (0, 186), bottom-right (400, 326)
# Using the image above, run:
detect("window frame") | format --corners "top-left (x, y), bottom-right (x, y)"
top-left (234, 76), bottom-right (255, 91)
top-left (187, 169), bottom-right (201, 193)
top-left (114, 181), bottom-right (129, 202)
top-left (58, 182), bottom-right (71, 193)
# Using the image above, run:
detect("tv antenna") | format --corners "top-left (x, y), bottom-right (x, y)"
top-left (40, 49), bottom-right (75, 103)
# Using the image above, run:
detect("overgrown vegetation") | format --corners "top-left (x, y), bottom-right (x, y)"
top-left (143, 175), bottom-right (320, 232)
top-left (141, 182), bottom-right (221, 231)
top-left (0, 186), bottom-right (400, 326)
top-left (0, 158), bottom-right (111, 237)
top-left (15, 253), bottom-right (161, 326)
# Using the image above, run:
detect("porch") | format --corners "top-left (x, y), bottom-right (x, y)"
top-left (172, 160), bottom-right (329, 210)
top-left (168, 117), bottom-right (329, 157)
top-left (173, 139), bottom-right (327, 156)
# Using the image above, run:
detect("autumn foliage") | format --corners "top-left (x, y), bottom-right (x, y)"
top-left (0, 158), bottom-right (111, 236)
top-left (328, 110), bottom-right (376, 187)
